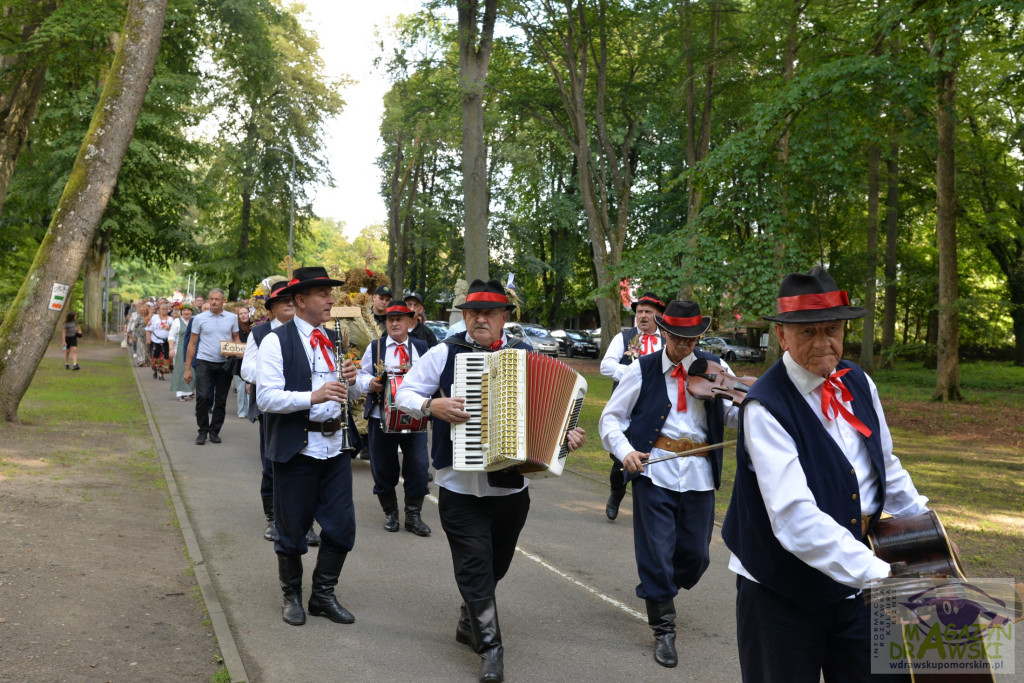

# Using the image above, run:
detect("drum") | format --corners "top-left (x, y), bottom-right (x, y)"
top-left (382, 374), bottom-right (429, 433)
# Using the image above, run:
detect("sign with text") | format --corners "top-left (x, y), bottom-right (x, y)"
top-left (49, 283), bottom-right (70, 311)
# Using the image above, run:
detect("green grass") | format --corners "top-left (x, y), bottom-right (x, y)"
top-left (567, 359), bottom-right (1024, 579)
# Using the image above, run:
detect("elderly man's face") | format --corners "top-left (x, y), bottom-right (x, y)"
top-left (634, 303), bottom-right (659, 334)
top-left (777, 321), bottom-right (845, 378)
top-left (387, 314), bottom-right (412, 342)
top-left (207, 292), bottom-right (224, 314)
top-left (405, 298), bottom-right (424, 317)
top-left (463, 307), bottom-right (509, 348)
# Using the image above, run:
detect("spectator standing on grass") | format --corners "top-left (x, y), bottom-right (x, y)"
top-left (62, 311), bottom-right (82, 370)
top-left (170, 304), bottom-right (196, 401)
top-left (183, 289), bottom-right (239, 445)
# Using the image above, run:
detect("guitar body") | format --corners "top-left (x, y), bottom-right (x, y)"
top-left (868, 511), bottom-right (997, 683)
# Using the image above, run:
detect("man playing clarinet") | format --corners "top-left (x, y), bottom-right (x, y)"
top-left (396, 278), bottom-right (586, 683)
top-left (255, 266), bottom-right (360, 627)
top-left (356, 301), bottom-right (432, 536)
top-left (599, 292), bottom-right (666, 520)
top-left (722, 265), bottom-right (928, 682)
top-left (598, 300), bottom-right (739, 668)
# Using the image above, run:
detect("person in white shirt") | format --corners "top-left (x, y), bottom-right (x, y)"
top-left (721, 265), bottom-right (928, 682)
top-left (599, 300), bottom-right (739, 668)
top-left (183, 289), bottom-right (239, 444)
top-left (357, 302), bottom-right (431, 536)
top-left (255, 267), bottom-right (359, 628)
top-left (598, 291), bottom-right (666, 520)
top-left (395, 278), bottom-right (586, 683)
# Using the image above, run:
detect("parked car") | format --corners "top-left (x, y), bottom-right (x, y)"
top-left (424, 320), bottom-right (448, 339)
top-left (701, 335), bottom-right (763, 362)
top-left (551, 329), bottom-right (600, 358)
top-left (504, 322), bottom-right (560, 357)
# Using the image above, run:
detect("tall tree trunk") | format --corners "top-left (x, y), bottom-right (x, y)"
top-left (458, 0), bottom-right (497, 282)
top-left (0, 2), bottom-right (56, 218)
top-left (861, 143), bottom-right (880, 375)
top-left (932, 30), bottom-right (961, 401)
top-left (881, 134), bottom-right (900, 369)
top-left (82, 231), bottom-right (111, 340)
top-left (0, 0), bottom-right (168, 424)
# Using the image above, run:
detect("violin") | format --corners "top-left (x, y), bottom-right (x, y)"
top-left (686, 358), bottom-right (757, 403)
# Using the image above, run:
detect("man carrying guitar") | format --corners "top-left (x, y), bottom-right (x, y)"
top-left (722, 265), bottom-right (929, 683)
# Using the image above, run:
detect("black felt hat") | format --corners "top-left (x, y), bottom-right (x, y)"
top-left (454, 279), bottom-right (516, 310)
top-left (654, 300), bottom-right (711, 337)
top-left (266, 280), bottom-right (293, 308)
top-left (631, 292), bottom-right (666, 313)
top-left (384, 303), bottom-right (415, 317)
top-left (762, 265), bottom-right (866, 323)
top-left (278, 267), bottom-right (345, 296)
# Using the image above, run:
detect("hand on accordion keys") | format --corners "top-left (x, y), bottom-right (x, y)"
top-left (424, 396), bottom-right (471, 424)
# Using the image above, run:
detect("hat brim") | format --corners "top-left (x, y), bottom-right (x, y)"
top-left (278, 278), bottom-right (346, 297)
top-left (762, 306), bottom-right (866, 324)
top-left (654, 315), bottom-right (711, 337)
top-left (454, 301), bottom-right (516, 310)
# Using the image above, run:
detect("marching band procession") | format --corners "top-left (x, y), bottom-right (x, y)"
top-left (118, 263), bottom-right (975, 683)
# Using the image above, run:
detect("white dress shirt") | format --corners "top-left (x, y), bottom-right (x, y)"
top-left (255, 316), bottom-right (345, 460)
top-left (728, 351), bottom-right (929, 589)
top-left (599, 351), bottom-right (740, 492)
top-left (240, 319), bottom-right (282, 383)
top-left (395, 333), bottom-right (527, 497)
top-left (357, 335), bottom-right (422, 420)
top-left (599, 327), bottom-right (663, 383)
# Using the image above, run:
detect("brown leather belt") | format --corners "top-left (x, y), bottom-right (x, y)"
top-left (652, 436), bottom-right (710, 455)
top-left (307, 417), bottom-right (342, 434)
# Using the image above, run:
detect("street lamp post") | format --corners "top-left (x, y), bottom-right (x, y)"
top-left (268, 145), bottom-right (295, 258)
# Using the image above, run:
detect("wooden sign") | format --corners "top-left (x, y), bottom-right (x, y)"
top-left (220, 340), bottom-right (246, 358)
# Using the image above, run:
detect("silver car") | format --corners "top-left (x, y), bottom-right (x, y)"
top-left (701, 336), bottom-right (763, 362)
top-left (504, 322), bottom-right (560, 357)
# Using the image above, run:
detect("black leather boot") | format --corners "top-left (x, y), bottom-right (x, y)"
top-left (277, 554), bottom-right (305, 626)
top-left (378, 490), bottom-right (400, 532)
top-left (606, 487), bottom-right (626, 520)
top-left (455, 602), bottom-right (475, 648)
top-left (262, 497), bottom-right (278, 542)
top-left (307, 549), bottom-right (355, 624)
top-left (467, 597), bottom-right (503, 682)
top-left (645, 598), bottom-right (678, 668)
top-left (404, 496), bottom-right (431, 536)
top-left (305, 526), bottom-right (320, 546)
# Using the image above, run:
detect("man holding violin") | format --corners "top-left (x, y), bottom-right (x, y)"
top-left (599, 292), bottom-right (666, 520)
top-left (722, 266), bottom-right (928, 683)
top-left (598, 300), bottom-right (739, 668)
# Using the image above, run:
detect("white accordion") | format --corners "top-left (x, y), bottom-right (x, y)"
top-left (451, 349), bottom-right (587, 478)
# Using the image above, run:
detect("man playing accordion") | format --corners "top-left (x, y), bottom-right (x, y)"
top-left (396, 278), bottom-right (586, 683)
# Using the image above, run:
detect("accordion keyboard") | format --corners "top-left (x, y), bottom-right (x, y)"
top-left (452, 353), bottom-right (489, 469)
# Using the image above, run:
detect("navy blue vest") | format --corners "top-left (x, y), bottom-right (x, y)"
top-left (721, 359), bottom-right (886, 610)
top-left (263, 321), bottom-right (340, 464)
top-left (612, 328), bottom-right (664, 392)
top-left (430, 337), bottom-right (532, 471)
top-left (625, 349), bottom-right (727, 488)
top-left (363, 333), bottom-right (429, 418)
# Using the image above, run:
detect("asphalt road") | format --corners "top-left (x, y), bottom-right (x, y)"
top-left (135, 365), bottom-right (743, 683)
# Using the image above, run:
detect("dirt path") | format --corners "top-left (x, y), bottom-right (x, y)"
top-left (0, 343), bottom-right (222, 682)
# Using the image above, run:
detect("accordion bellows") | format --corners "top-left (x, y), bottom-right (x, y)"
top-left (452, 349), bottom-right (587, 478)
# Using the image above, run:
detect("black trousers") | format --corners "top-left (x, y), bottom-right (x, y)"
top-left (438, 486), bottom-right (530, 602)
top-left (272, 453), bottom-right (355, 556)
top-left (367, 417), bottom-right (429, 497)
top-left (257, 413), bottom-right (273, 500)
top-left (736, 576), bottom-right (910, 683)
top-left (194, 359), bottom-right (232, 436)
top-left (608, 453), bottom-right (626, 492)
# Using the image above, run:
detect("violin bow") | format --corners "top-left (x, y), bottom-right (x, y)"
top-left (643, 439), bottom-right (737, 465)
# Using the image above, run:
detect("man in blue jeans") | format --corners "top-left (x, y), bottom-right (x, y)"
top-left (184, 288), bottom-right (240, 445)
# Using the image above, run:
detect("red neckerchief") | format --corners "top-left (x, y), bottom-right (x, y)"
top-left (820, 368), bottom-right (872, 437)
top-left (394, 342), bottom-right (410, 366)
top-left (640, 334), bottom-right (656, 355)
top-left (670, 363), bottom-right (688, 412)
top-left (490, 340), bottom-right (503, 351)
top-left (309, 329), bottom-right (335, 372)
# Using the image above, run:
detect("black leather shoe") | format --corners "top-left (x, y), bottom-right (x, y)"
top-left (606, 488), bottom-right (626, 521)
top-left (208, 433), bottom-right (222, 444)
top-left (646, 599), bottom-right (678, 668)
top-left (383, 510), bottom-right (400, 533)
top-left (262, 498), bottom-right (278, 542)
top-left (654, 633), bottom-right (677, 668)
top-left (404, 496), bottom-right (431, 536)
top-left (308, 549), bottom-right (355, 624)
top-left (195, 433), bottom-right (207, 445)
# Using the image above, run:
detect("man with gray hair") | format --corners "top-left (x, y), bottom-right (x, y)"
top-left (184, 288), bottom-right (240, 445)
